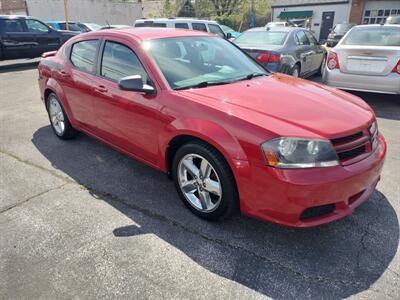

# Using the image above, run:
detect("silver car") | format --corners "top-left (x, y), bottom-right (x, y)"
top-left (323, 24), bottom-right (400, 94)
top-left (234, 27), bottom-right (326, 78)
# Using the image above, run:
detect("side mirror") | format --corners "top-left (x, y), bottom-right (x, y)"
top-left (119, 75), bottom-right (155, 95)
top-left (226, 32), bottom-right (232, 39)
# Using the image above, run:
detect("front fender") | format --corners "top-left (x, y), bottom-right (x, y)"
top-left (160, 118), bottom-right (249, 171)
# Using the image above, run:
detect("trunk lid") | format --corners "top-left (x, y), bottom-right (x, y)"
top-left (337, 45), bottom-right (400, 76)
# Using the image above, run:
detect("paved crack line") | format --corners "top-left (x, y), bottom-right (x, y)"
top-left (0, 182), bottom-right (68, 214)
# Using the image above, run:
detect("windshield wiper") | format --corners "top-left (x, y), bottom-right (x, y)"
top-left (174, 80), bottom-right (231, 91)
top-left (244, 72), bottom-right (266, 80)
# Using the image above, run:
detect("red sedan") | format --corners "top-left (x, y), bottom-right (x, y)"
top-left (38, 28), bottom-right (386, 227)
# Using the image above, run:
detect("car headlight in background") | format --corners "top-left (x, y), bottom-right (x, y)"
top-left (261, 138), bottom-right (339, 168)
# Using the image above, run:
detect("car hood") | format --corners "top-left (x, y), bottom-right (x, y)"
top-left (178, 74), bottom-right (374, 138)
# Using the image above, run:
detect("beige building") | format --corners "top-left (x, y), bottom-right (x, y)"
top-left (0, 0), bottom-right (28, 15)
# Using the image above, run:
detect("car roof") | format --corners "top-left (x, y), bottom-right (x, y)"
top-left (135, 18), bottom-right (219, 24)
top-left (352, 24), bottom-right (400, 28)
top-left (85, 27), bottom-right (213, 40)
top-left (247, 26), bottom-right (302, 32)
top-left (0, 15), bottom-right (37, 20)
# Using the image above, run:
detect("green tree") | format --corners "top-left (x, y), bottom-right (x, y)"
top-left (163, 0), bottom-right (177, 17)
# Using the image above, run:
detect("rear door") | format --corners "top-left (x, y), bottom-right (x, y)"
top-left (0, 18), bottom-right (35, 59)
top-left (24, 19), bottom-right (60, 55)
top-left (294, 30), bottom-right (313, 74)
top-left (304, 30), bottom-right (325, 71)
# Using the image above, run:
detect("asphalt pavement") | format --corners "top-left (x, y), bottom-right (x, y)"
top-left (0, 63), bottom-right (399, 299)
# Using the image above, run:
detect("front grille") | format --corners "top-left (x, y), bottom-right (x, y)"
top-left (331, 131), bottom-right (363, 145)
top-left (300, 204), bottom-right (336, 220)
top-left (337, 145), bottom-right (366, 161)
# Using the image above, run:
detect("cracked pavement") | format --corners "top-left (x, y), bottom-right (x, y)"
top-left (0, 64), bottom-right (399, 299)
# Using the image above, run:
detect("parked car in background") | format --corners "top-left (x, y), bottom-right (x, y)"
top-left (76, 22), bottom-right (102, 32)
top-left (46, 21), bottom-right (83, 32)
top-left (134, 18), bottom-right (227, 38)
top-left (0, 15), bottom-right (77, 60)
top-left (234, 27), bottom-right (326, 77)
top-left (326, 22), bottom-right (356, 47)
top-left (100, 25), bottom-right (131, 30)
top-left (220, 24), bottom-right (240, 39)
top-left (38, 28), bottom-right (386, 227)
top-left (385, 15), bottom-right (400, 24)
top-left (323, 25), bottom-right (400, 94)
top-left (266, 21), bottom-right (297, 27)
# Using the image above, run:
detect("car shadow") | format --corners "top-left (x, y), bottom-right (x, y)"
top-left (0, 59), bottom-right (39, 74)
top-left (32, 126), bottom-right (399, 299)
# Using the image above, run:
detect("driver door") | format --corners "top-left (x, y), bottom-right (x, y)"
top-left (92, 39), bottom-right (163, 164)
top-left (24, 18), bottom-right (59, 55)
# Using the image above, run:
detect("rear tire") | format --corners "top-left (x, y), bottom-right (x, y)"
top-left (172, 140), bottom-right (239, 221)
top-left (318, 55), bottom-right (327, 76)
top-left (47, 93), bottom-right (78, 140)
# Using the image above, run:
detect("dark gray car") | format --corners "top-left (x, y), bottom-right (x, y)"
top-left (234, 27), bottom-right (326, 78)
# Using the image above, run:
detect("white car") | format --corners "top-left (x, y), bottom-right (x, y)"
top-left (323, 24), bottom-right (400, 94)
top-left (134, 18), bottom-right (227, 38)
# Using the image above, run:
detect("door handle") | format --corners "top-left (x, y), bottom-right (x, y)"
top-left (95, 85), bottom-right (108, 93)
top-left (57, 70), bottom-right (70, 77)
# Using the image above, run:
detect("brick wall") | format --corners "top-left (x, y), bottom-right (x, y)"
top-left (349, 0), bottom-right (367, 24)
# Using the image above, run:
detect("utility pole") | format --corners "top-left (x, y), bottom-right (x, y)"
top-left (63, 0), bottom-right (69, 31)
top-left (250, 0), bottom-right (255, 28)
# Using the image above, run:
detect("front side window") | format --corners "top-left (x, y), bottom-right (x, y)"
top-left (295, 31), bottom-right (310, 45)
top-left (25, 19), bottom-right (49, 33)
top-left (175, 23), bottom-right (189, 29)
top-left (208, 24), bottom-right (225, 38)
top-left (342, 27), bottom-right (400, 46)
top-left (192, 23), bottom-right (207, 32)
top-left (304, 31), bottom-right (317, 45)
top-left (234, 31), bottom-right (288, 46)
top-left (70, 40), bottom-right (99, 73)
top-left (59, 22), bottom-right (81, 32)
top-left (145, 36), bottom-right (266, 90)
top-left (1, 19), bottom-right (24, 33)
top-left (101, 41), bottom-right (148, 83)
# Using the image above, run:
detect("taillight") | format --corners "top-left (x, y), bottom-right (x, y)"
top-left (392, 59), bottom-right (400, 74)
top-left (256, 52), bottom-right (281, 63)
top-left (327, 51), bottom-right (340, 70)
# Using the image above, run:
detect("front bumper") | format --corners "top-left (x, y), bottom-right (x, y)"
top-left (323, 68), bottom-right (400, 94)
top-left (233, 134), bottom-right (386, 228)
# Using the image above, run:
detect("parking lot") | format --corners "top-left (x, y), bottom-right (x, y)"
top-left (0, 60), bottom-right (399, 299)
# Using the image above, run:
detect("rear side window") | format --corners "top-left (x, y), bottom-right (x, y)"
top-left (192, 23), bottom-right (207, 32)
top-left (153, 23), bottom-right (166, 28)
top-left (175, 23), bottom-right (189, 29)
top-left (135, 23), bottom-right (146, 27)
top-left (208, 24), bottom-right (225, 37)
top-left (234, 31), bottom-right (288, 45)
top-left (342, 27), bottom-right (400, 46)
top-left (59, 23), bottom-right (81, 31)
top-left (295, 31), bottom-right (310, 45)
top-left (70, 40), bottom-right (99, 73)
top-left (304, 31), bottom-right (318, 45)
top-left (101, 41), bottom-right (148, 83)
top-left (1, 19), bottom-right (25, 33)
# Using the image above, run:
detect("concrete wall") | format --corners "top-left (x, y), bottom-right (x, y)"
top-left (272, 2), bottom-right (352, 40)
top-left (26, 0), bottom-right (143, 25)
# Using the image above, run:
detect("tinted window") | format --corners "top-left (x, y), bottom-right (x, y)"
top-left (304, 31), bottom-right (318, 45)
top-left (101, 41), bottom-right (148, 83)
top-left (342, 27), bottom-right (400, 46)
top-left (70, 40), bottom-right (99, 73)
top-left (1, 19), bottom-right (24, 33)
top-left (175, 23), bottom-right (189, 29)
top-left (25, 19), bottom-right (49, 33)
top-left (192, 23), bottom-right (207, 32)
top-left (153, 23), bottom-right (166, 28)
top-left (295, 31), bottom-right (310, 45)
top-left (134, 23), bottom-right (146, 27)
top-left (208, 24), bottom-right (225, 37)
top-left (234, 31), bottom-right (288, 45)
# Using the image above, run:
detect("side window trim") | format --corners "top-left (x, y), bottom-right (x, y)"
top-left (96, 39), bottom-right (155, 89)
top-left (69, 38), bottom-right (101, 74)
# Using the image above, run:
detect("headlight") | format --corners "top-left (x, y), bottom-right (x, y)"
top-left (261, 138), bottom-right (339, 168)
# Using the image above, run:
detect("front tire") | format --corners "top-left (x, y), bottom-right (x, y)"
top-left (47, 93), bottom-right (78, 139)
top-left (172, 141), bottom-right (239, 220)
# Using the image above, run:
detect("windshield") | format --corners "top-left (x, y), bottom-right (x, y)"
top-left (144, 36), bottom-right (266, 90)
top-left (342, 27), bottom-right (400, 46)
top-left (334, 23), bottom-right (354, 33)
top-left (234, 31), bottom-right (288, 45)
top-left (59, 22), bottom-right (81, 32)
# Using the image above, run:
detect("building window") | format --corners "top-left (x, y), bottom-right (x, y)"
top-left (363, 7), bottom-right (400, 24)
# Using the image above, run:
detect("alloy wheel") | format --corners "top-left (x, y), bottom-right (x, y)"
top-left (49, 97), bottom-right (65, 135)
top-left (177, 153), bottom-right (222, 212)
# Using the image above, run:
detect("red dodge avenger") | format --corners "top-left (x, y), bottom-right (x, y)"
top-left (38, 28), bottom-right (386, 227)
